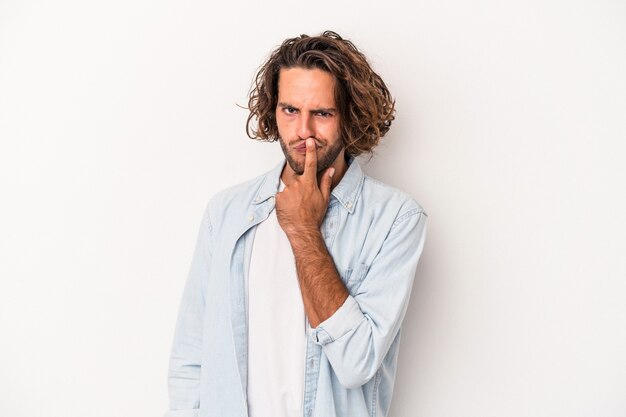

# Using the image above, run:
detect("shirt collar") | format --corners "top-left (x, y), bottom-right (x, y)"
top-left (252, 156), bottom-right (365, 214)
top-left (329, 156), bottom-right (364, 213)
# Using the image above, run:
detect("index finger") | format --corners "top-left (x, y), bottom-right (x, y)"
top-left (303, 138), bottom-right (318, 181)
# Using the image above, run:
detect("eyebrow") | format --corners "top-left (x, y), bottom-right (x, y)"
top-left (277, 102), bottom-right (337, 113)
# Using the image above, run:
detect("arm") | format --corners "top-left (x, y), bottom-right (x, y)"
top-left (275, 138), bottom-right (348, 328)
top-left (310, 210), bottom-right (427, 388)
top-left (276, 138), bottom-right (428, 388)
top-left (166, 205), bottom-right (212, 417)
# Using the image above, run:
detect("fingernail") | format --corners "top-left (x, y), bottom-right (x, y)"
top-left (306, 138), bottom-right (314, 147)
top-left (329, 167), bottom-right (335, 177)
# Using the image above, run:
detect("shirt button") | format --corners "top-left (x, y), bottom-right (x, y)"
top-left (346, 202), bottom-right (352, 209)
top-left (254, 196), bottom-right (260, 202)
top-left (248, 215), bottom-right (254, 222)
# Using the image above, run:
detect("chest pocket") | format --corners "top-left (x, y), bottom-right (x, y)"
top-left (340, 263), bottom-right (370, 293)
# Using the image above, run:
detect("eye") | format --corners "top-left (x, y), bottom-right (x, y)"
top-left (315, 111), bottom-right (333, 118)
top-left (283, 106), bottom-right (298, 115)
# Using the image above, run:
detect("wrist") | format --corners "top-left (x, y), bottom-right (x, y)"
top-left (285, 225), bottom-right (323, 245)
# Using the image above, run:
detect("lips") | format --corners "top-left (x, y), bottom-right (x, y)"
top-left (294, 143), bottom-right (307, 154)
top-left (293, 141), bottom-right (322, 154)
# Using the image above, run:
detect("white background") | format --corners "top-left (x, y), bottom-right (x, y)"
top-left (1, 0), bottom-right (625, 416)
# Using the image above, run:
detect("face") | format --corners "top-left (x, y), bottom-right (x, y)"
top-left (275, 67), bottom-right (345, 176)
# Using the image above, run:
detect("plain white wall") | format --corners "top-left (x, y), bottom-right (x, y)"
top-left (1, 0), bottom-right (625, 416)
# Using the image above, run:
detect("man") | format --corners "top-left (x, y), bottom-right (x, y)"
top-left (166, 31), bottom-right (427, 417)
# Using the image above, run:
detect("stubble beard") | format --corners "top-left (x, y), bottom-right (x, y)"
top-left (279, 137), bottom-right (344, 176)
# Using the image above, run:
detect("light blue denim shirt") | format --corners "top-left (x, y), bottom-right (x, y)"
top-left (167, 157), bottom-right (427, 417)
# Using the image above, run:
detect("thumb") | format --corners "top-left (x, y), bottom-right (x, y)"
top-left (320, 167), bottom-right (335, 201)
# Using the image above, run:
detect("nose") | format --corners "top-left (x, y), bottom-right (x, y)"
top-left (297, 113), bottom-right (314, 140)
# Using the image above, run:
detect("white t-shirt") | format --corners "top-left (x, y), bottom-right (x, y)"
top-left (247, 187), bottom-right (307, 417)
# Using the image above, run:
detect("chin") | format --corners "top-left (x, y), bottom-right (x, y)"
top-left (292, 165), bottom-right (308, 176)
top-left (284, 156), bottom-right (305, 175)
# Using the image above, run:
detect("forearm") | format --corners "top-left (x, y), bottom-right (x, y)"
top-left (287, 227), bottom-right (349, 328)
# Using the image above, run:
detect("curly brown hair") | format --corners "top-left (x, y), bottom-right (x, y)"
top-left (246, 31), bottom-right (395, 157)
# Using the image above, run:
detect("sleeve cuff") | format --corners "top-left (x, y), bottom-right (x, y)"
top-left (309, 295), bottom-right (366, 345)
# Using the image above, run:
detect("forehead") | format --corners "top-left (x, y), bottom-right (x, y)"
top-left (277, 67), bottom-right (336, 106)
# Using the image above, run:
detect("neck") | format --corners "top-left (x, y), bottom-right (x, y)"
top-left (325, 156), bottom-right (348, 189)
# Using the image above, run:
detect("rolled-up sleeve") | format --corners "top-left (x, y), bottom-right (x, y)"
top-left (310, 210), bottom-right (427, 389)
top-left (166, 204), bottom-right (213, 415)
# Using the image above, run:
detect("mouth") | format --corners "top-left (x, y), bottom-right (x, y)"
top-left (293, 140), bottom-right (322, 154)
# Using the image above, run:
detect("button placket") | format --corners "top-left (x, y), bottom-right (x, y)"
top-left (321, 203), bottom-right (339, 244)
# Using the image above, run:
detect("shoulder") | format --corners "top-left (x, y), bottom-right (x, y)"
top-left (360, 175), bottom-right (427, 223)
